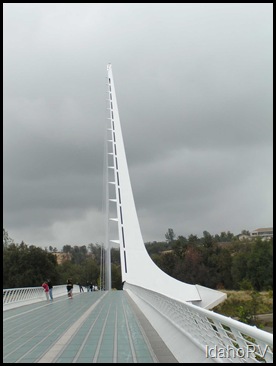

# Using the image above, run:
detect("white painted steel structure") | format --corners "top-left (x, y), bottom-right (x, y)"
top-left (105, 64), bottom-right (273, 363)
top-left (125, 283), bottom-right (273, 363)
top-left (106, 64), bottom-right (225, 309)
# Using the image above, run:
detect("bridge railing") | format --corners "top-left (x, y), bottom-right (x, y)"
top-left (125, 283), bottom-right (273, 363)
top-left (3, 285), bottom-right (69, 310)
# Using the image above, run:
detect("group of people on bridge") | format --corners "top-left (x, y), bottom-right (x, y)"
top-left (41, 279), bottom-right (53, 301)
top-left (77, 281), bottom-right (98, 292)
top-left (41, 279), bottom-right (98, 301)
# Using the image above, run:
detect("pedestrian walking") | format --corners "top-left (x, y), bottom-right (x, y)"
top-left (42, 281), bottom-right (49, 301)
top-left (86, 281), bottom-right (90, 292)
top-left (77, 282), bottom-right (84, 292)
top-left (66, 278), bottom-right (73, 299)
top-left (47, 279), bottom-right (53, 300)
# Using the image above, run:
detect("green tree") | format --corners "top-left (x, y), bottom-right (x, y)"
top-left (71, 245), bottom-right (88, 265)
top-left (247, 238), bottom-right (273, 291)
top-left (157, 252), bottom-right (177, 276)
top-left (188, 234), bottom-right (199, 245)
top-left (145, 241), bottom-right (168, 255)
top-left (111, 247), bottom-right (120, 265)
top-left (177, 235), bottom-right (188, 245)
top-left (3, 243), bottom-right (59, 288)
top-left (172, 238), bottom-right (187, 258)
top-left (175, 246), bottom-right (207, 285)
top-left (214, 248), bottom-right (233, 289)
top-left (111, 263), bottom-right (122, 289)
top-left (241, 229), bottom-right (250, 236)
top-left (88, 243), bottom-right (102, 265)
top-left (231, 252), bottom-right (248, 290)
top-left (62, 245), bottom-right (72, 253)
top-left (213, 234), bottom-right (221, 243)
top-left (165, 228), bottom-right (176, 243)
top-left (3, 228), bottom-right (14, 248)
top-left (202, 231), bottom-right (213, 248)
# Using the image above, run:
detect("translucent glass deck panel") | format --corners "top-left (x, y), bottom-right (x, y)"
top-left (3, 290), bottom-right (178, 363)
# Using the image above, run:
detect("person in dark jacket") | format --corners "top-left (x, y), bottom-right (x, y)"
top-left (77, 282), bottom-right (84, 292)
top-left (47, 279), bottom-right (53, 300)
top-left (66, 279), bottom-right (73, 298)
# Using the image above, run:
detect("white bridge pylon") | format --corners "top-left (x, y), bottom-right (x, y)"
top-left (105, 63), bottom-right (226, 309)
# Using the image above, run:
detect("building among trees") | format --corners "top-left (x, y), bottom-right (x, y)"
top-left (251, 227), bottom-right (273, 240)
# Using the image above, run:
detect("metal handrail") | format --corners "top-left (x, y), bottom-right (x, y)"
top-left (125, 283), bottom-right (273, 363)
top-left (3, 285), bottom-right (69, 308)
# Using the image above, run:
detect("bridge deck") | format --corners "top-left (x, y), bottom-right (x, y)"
top-left (3, 290), bottom-right (178, 363)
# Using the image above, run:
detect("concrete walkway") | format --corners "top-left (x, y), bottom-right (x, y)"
top-left (3, 290), bottom-right (178, 363)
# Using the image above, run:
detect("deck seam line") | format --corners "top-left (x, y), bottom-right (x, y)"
top-left (124, 293), bottom-right (159, 363)
top-left (71, 301), bottom-right (107, 363)
top-left (122, 298), bottom-right (138, 362)
top-left (92, 302), bottom-right (112, 363)
top-left (113, 304), bottom-right (118, 363)
top-left (36, 292), bottom-right (108, 363)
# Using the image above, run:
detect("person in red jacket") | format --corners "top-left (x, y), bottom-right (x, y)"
top-left (42, 281), bottom-right (49, 301)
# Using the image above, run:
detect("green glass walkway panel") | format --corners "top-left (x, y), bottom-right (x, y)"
top-left (3, 291), bottom-right (178, 363)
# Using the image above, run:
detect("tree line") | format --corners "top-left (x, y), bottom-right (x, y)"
top-left (3, 229), bottom-right (121, 289)
top-left (148, 228), bottom-right (273, 291)
top-left (3, 228), bottom-right (273, 292)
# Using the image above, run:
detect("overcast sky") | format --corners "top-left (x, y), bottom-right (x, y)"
top-left (3, 4), bottom-right (273, 250)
